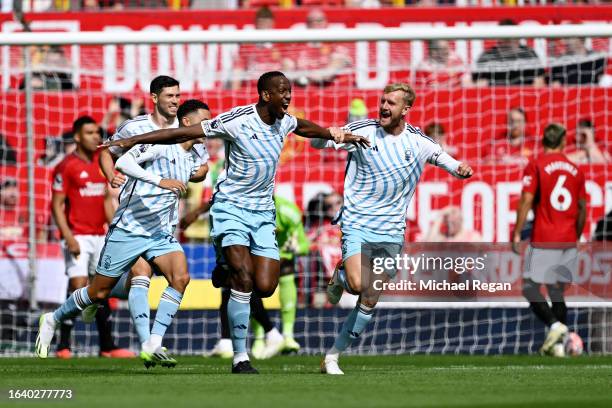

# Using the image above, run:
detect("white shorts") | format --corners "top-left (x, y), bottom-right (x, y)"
top-left (523, 245), bottom-right (577, 284)
top-left (63, 235), bottom-right (106, 279)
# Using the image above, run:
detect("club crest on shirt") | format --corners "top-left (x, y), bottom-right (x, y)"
top-left (405, 148), bottom-right (413, 162)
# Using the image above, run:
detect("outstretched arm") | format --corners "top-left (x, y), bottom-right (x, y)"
top-left (105, 123), bottom-right (205, 151)
top-left (431, 151), bottom-right (473, 179)
top-left (294, 119), bottom-right (370, 148)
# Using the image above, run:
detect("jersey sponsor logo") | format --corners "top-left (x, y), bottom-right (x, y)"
top-left (79, 182), bottom-right (106, 197)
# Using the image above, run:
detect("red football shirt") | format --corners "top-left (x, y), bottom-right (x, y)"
top-left (521, 152), bottom-right (586, 244)
top-left (52, 151), bottom-right (107, 236)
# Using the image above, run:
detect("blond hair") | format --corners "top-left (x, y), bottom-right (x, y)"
top-left (383, 83), bottom-right (416, 107)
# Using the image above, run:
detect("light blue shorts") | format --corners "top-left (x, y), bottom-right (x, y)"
top-left (341, 227), bottom-right (404, 262)
top-left (210, 201), bottom-right (279, 261)
top-left (96, 227), bottom-right (183, 278)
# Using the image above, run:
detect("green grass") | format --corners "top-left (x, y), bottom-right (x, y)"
top-left (1, 355), bottom-right (611, 408)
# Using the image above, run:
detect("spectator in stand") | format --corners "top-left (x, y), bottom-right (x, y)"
top-left (483, 107), bottom-right (538, 165)
top-left (472, 19), bottom-right (545, 87)
top-left (100, 96), bottom-right (145, 139)
top-left (424, 122), bottom-right (458, 157)
top-left (416, 40), bottom-right (471, 87)
top-left (549, 37), bottom-right (606, 86)
top-left (0, 134), bottom-right (17, 165)
top-left (0, 178), bottom-right (21, 240)
top-left (304, 191), bottom-right (343, 305)
top-left (567, 119), bottom-right (611, 164)
top-left (39, 130), bottom-right (76, 168)
top-left (231, 7), bottom-right (294, 90)
top-left (20, 45), bottom-right (75, 91)
top-left (423, 206), bottom-right (482, 243)
top-left (291, 8), bottom-right (352, 87)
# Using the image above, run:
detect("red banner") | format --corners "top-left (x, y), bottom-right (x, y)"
top-left (1, 6), bottom-right (612, 92)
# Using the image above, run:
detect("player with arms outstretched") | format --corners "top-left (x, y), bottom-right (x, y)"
top-left (36, 101), bottom-right (209, 368)
top-left (105, 71), bottom-right (369, 373)
top-left (512, 123), bottom-right (587, 356)
top-left (312, 83), bottom-right (473, 374)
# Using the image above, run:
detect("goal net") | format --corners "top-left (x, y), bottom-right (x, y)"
top-left (1, 13), bottom-right (611, 356)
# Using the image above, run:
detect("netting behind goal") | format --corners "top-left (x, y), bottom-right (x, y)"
top-left (1, 23), bottom-right (611, 356)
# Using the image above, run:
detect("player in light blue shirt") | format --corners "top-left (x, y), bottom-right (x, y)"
top-left (312, 83), bottom-right (473, 375)
top-left (36, 100), bottom-right (210, 368)
top-left (104, 71), bottom-right (369, 373)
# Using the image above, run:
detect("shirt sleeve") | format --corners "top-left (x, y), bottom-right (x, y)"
top-left (200, 109), bottom-right (246, 141)
top-left (52, 165), bottom-right (67, 194)
top-left (193, 143), bottom-right (209, 166)
top-left (115, 144), bottom-right (165, 186)
top-left (108, 120), bottom-right (135, 157)
top-left (522, 160), bottom-right (538, 195)
top-left (422, 137), bottom-right (462, 177)
top-left (284, 114), bottom-right (298, 134)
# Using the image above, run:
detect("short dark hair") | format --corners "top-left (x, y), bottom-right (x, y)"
top-left (578, 118), bottom-right (593, 129)
top-left (256, 6), bottom-right (274, 21)
top-left (257, 71), bottom-right (287, 95)
top-left (72, 115), bottom-right (97, 135)
top-left (543, 123), bottom-right (566, 149)
top-left (499, 19), bottom-right (517, 26)
top-left (177, 99), bottom-right (210, 121)
top-left (150, 75), bottom-right (179, 96)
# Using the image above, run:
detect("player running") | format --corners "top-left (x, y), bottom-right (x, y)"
top-left (312, 83), bottom-right (473, 375)
top-left (512, 123), bottom-right (586, 356)
top-left (51, 116), bottom-right (134, 359)
top-left (104, 71), bottom-right (369, 373)
top-left (36, 101), bottom-right (210, 368)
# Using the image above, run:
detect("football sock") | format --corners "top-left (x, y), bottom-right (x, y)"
top-left (150, 286), bottom-right (183, 341)
top-left (228, 289), bottom-right (251, 363)
top-left (279, 274), bottom-right (297, 338)
top-left (53, 287), bottom-right (93, 323)
top-left (129, 276), bottom-right (151, 343)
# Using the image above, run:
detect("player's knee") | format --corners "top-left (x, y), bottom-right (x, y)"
top-left (255, 282), bottom-right (277, 298)
top-left (171, 273), bottom-right (190, 293)
top-left (522, 279), bottom-right (540, 299)
top-left (90, 287), bottom-right (110, 302)
top-left (131, 260), bottom-right (151, 277)
top-left (346, 273), bottom-right (361, 294)
top-left (230, 271), bottom-right (253, 293)
top-left (546, 283), bottom-right (565, 302)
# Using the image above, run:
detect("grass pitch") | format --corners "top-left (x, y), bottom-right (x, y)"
top-left (1, 355), bottom-right (611, 408)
